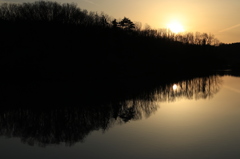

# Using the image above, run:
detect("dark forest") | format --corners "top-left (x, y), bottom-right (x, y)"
top-left (0, 1), bottom-right (239, 105)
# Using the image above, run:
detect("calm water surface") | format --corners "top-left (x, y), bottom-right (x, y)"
top-left (1, 75), bottom-right (240, 159)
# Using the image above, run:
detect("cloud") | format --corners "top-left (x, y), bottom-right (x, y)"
top-left (84, 0), bottom-right (98, 6)
top-left (219, 24), bottom-right (240, 33)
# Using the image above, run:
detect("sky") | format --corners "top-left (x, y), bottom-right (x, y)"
top-left (1, 0), bottom-right (240, 43)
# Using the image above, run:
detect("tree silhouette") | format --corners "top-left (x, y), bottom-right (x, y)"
top-left (0, 0), bottom-right (228, 83)
top-left (119, 17), bottom-right (135, 30)
top-left (111, 19), bottom-right (118, 28)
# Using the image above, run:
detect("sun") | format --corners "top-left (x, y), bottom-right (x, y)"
top-left (167, 21), bottom-right (185, 33)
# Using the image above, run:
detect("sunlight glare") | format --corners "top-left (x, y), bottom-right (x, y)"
top-left (167, 21), bottom-right (185, 33)
top-left (173, 84), bottom-right (178, 90)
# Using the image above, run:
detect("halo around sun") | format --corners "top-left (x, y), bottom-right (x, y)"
top-left (167, 21), bottom-right (185, 33)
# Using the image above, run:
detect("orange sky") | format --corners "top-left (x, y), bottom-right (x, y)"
top-left (3, 0), bottom-right (240, 43)
top-left (73, 0), bottom-right (240, 44)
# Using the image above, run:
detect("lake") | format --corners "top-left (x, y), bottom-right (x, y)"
top-left (1, 72), bottom-right (240, 159)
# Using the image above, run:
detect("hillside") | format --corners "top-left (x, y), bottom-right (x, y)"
top-left (0, 1), bottom-right (225, 84)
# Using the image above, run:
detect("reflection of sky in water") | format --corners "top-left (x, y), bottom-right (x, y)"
top-left (91, 75), bottom-right (240, 159)
top-left (80, 75), bottom-right (240, 159)
top-left (1, 75), bottom-right (240, 159)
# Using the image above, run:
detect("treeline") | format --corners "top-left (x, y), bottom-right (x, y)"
top-left (0, 1), bottom-right (225, 83)
top-left (0, 1), bottom-right (220, 46)
top-left (216, 43), bottom-right (240, 70)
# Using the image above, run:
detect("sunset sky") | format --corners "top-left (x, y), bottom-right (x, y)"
top-left (2, 0), bottom-right (240, 43)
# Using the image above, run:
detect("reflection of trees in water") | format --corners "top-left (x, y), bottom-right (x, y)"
top-left (0, 106), bottom-right (116, 147)
top-left (154, 75), bottom-right (222, 102)
top-left (117, 99), bottom-right (159, 123)
top-left (0, 75), bottom-right (222, 147)
top-left (0, 100), bottom-right (158, 147)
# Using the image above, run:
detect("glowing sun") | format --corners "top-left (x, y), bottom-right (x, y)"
top-left (167, 21), bottom-right (185, 33)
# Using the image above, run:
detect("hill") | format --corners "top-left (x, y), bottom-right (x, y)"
top-left (0, 1), bottom-right (226, 84)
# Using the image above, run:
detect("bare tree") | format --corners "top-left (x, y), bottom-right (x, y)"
top-left (134, 21), bottom-right (142, 31)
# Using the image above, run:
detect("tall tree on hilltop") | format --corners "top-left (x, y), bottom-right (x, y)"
top-left (119, 17), bottom-right (135, 30)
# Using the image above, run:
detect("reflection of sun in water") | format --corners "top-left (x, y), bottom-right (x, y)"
top-left (167, 21), bottom-right (185, 33)
top-left (173, 84), bottom-right (178, 90)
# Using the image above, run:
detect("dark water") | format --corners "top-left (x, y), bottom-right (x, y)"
top-left (1, 73), bottom-right (240, 159)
